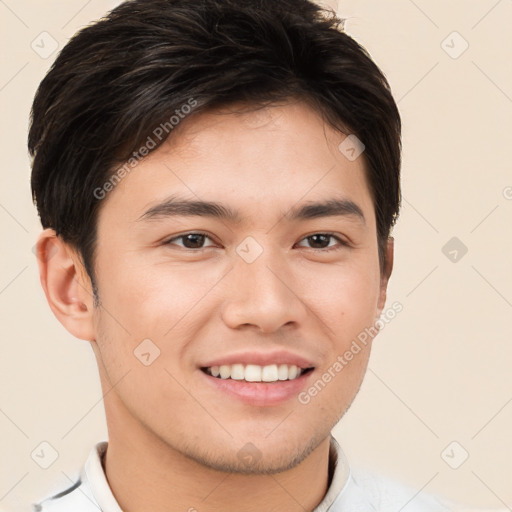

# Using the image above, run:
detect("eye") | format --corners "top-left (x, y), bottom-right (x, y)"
top-left (163, 232), bottom-right (216, 250)
top-left (296, 233), bottom-right (349, 252)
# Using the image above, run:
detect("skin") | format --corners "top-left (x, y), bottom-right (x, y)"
top-left (36, 99), bottom-right (393, 512)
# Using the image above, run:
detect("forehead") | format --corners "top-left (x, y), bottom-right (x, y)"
top-left (97, 100), bottom-right (374, 230)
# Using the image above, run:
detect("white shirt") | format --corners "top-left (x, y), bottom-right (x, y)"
top-left (33, 436), bottom-right (457, 511)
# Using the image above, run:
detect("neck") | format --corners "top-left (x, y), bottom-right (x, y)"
top-left (103, 393), bottom-right (332, 512)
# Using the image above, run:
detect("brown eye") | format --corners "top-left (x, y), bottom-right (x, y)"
top-left (307, 234), bottom-right (331, 249)
top-left (296, 233), bottom-right (348, 252)
top-left (164, 232), bottom-right (215, 250)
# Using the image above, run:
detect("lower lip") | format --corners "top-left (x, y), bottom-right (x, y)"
top-left (199, 368), bottom-right (315, 406)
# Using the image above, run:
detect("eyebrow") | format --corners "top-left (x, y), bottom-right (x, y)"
top-left (137, 195), bottom-right (366, 226)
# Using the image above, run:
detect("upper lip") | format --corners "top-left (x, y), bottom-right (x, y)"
top-left (200, 350), bottom-right (316, 370)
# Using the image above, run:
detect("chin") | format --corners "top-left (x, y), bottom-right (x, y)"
top-left (178, 429), bottom-right (324, 475)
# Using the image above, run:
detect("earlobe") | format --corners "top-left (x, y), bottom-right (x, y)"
top-left (36, 229), bottom-right (96, 341)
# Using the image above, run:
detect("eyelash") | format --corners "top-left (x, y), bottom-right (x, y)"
top-left (163, 231), bottom-right (349, 253)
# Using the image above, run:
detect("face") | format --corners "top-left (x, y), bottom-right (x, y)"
top-left (87, 100), bottom-right (392, 473)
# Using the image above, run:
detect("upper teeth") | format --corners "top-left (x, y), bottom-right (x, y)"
top-left (206, 364), bottom-right (304, 382)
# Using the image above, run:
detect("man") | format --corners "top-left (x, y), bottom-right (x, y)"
top-left (29, 0), bottom-right (458, 510)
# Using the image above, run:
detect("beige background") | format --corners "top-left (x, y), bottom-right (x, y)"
top-left (1, 0), bottom-right (511, 510)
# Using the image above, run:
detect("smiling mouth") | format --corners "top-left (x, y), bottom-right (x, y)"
top-left (201, 364), bottom-right (315, 382)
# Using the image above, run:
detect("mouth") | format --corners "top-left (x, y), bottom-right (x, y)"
top-left (200, 364), bottom-right (315, 382)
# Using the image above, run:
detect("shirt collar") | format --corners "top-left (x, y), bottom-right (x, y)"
top-left (81, 441), bottom-right (122, 512)
top-left (82, 435), bottom-right (351, 512)
top-left (312, 434), bottom-right (351, 511)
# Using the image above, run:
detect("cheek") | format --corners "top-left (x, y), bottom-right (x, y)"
top-left (302, 255), bottom-right (381, 331)
top-left (301, 256), bottom-right (379, 398)
top-left (97, 254), bottom-right (212, 334)
top-left (93, 257), bottom-right (222, 382)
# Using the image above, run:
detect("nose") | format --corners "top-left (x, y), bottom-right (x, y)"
top-left (220, 247), bottom-right (307, 334)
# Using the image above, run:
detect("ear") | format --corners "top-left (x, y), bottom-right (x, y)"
top-left (35, 228), bottom-right (96, 341)
top-left (376, 236), bottom-right (394, 317)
